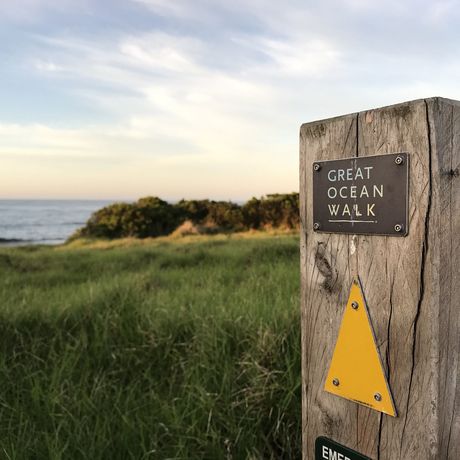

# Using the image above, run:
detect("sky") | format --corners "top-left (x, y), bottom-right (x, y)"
top-left (1, 0), bottom-right (460, 201)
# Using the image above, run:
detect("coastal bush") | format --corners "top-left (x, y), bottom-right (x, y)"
top-left (176, 199), bottom-right (211, 222)
top-left (124, 196), bottom-right (181, 238)
top-left (72, 197), bottom-right (181, 240)
top-left (76, 202), bottom-right (133, 239)
top-left (242, 193), bottom-right (300, 230)
top-left (71, 193), bottom-right (300, 241)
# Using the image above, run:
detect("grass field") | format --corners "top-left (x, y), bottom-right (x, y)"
top-left (0, 233), bottom-right (300, 459)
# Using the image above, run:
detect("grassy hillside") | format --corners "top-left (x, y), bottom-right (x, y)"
top-left (0, 233), bottom-right (300, 459)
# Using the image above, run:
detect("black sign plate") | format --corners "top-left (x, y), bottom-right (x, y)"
top-left (312, 153), bottom-right (409, 236)
top-left (315, 436), bottom-right (372, 460)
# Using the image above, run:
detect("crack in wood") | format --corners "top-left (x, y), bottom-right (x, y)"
top-left (377, 413), bottom-right (383, 459)
top-left (400, 99), bottom-right (433, 455)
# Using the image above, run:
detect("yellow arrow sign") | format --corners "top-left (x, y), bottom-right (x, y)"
top-left (324, 278), bottom-right (397, 416)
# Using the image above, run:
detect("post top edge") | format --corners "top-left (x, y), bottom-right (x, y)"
top-left (300, 96), bottom-right (460, 132)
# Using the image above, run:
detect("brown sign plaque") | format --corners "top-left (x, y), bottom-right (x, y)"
top-left (312, 153), bottom-right (409, 236)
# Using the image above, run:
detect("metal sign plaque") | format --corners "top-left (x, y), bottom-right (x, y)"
top-left (315, 437), bottom-right (371, 460)
top-left (312, 153), bottom-right (409, 236)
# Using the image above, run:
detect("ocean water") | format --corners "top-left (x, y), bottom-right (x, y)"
top-left (0, 200), bottom-right (113, 245)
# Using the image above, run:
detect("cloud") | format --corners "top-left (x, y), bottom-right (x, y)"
top-left (235, 36), bottom-right (341, 78)
top-left (27, 30), bottom-right (289, 156)
top-left (0, 118), bottom-right (297, 200)
top-left (425, 0), bottom-right (459, 24)
top-left (0, 0), bottom-right (90, 23)
top-left (131, 0), bottom-right (191, 18)
top-left (34, 59), bottom-right (64, 72)
top-left (119, 33), bottom-right (203, 74)
top-left (0, 123), bottom-right (109, 158)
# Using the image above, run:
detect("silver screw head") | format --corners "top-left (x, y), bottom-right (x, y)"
top-left (351, 301), bottom-right (359, 310)
top-left (313, 222), bottom-right (320, 231)
top-left (314, 163), bottom-right (321, 171)
top-left (395, 155), bottom-right (404, 165)
top-left (394, 224), bottom-right (403, 232)
top-left (332, 378), bottom-right (340, 386)
top-left (374, 392), bottom-right (382, 402)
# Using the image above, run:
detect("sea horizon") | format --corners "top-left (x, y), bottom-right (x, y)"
top-left (0, 199), bottom-right (115, 246)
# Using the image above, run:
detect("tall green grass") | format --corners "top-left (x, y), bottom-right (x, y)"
top-left (0, 234), bottom-right (300, 459)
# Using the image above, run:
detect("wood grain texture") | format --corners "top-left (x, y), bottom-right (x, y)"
top-left (300, 97), bottom-right (460, 459)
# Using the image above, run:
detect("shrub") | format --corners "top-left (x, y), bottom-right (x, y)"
top-left (75, 202), bottom-right (133, 239)
top-left (243, 193), bottom-right (299, 229)
top-left (176, 199), bottom-right (211, 223)
top-left (73, 197), bottom-right (181, 240)
top-left (124, 197), bottom-right (181, 238)
top-left (205, 201), bottom-right (245, 231)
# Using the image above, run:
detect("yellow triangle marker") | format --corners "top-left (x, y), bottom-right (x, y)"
top-left (324, 278), bottom-right (397, 417)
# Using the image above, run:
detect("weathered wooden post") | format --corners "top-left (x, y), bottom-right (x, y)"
top-left (300, 98), bottom-right (460, 459)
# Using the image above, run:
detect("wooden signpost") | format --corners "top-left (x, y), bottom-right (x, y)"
top-left (300, 98), bottom-right (460, 459)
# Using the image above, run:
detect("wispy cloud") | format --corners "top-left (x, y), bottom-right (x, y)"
top-left (0, 0), bottom-right (90, 23)
top-left (131, 0), bottom-right (193, 18)
top-left (33, 59), bottom-right (65, 72)
top-left (26, 30), bottom-right (291, 159)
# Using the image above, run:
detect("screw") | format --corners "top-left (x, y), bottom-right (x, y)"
top-left (395, 155), bottom-right (404, 165)
top-left (394, 224), bottom-right (403, 233)
top-left (314, 163), bottom-right (321, 171)
top-left (374, 393), bottom-right (382, 402)
top-left (351, 301), bottom-right (359, 310)
top-left (332, 378), bottom-right (340, 387)
top-left (313, 222), bottom-right (320, 231)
